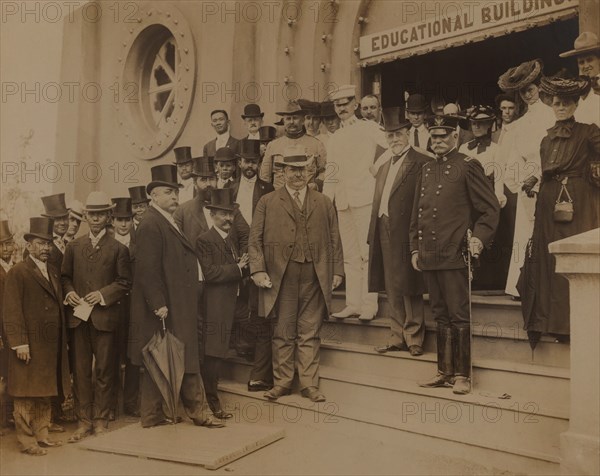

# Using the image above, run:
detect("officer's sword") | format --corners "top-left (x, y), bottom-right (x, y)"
top-left (466, 229), bottom-right (475, 390)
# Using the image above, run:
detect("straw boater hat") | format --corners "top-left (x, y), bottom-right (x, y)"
top-left (24, 217), bottom-right (54, 242)
top-left (83, 191), bottom-right (116, 212)
top-left (498, 59), bottom-right (544, 92)
top-left (111, 198), bottom-right (134, 218)
top-left (275, 144), bottom-right (314, 167)
top-left (559, 32), bottom-right (600, 58)
top-left (0, 220), bottom-right (14, 243)
top-left (147, 165), bottom-right (182, 194)
top-left (41, 193), bottom-right (70, 218)
top-left (205, 189), bottom-right (238, 212)
top-left (381, 107), bottom-right (411, 132)
top-left (241, 103), bottom-right (264, 119)
top-left (68, 200), bottom-right (84, 222)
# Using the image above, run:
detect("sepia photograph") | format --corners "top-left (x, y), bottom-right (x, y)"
top-left (0, 0), bottom-right (599, 474)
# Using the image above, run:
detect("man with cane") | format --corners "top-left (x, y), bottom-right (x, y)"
top-left (409, 115), bottom-right (499, 394)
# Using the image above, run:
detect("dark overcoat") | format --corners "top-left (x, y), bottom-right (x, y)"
top-left (0, 265), bottom-right (8, 380)
top-left (249, 187), bottom-right (344, 318)
top-left (203, 136), bottom-right (240, 158)
top-left (197, 227), bottom-right (249, 358)
top-left (129, 206), bottom-right (203, 373)
top-left (368, 148), bottom-right (431, 295)
top-left (3, 257), bottom-right (70, 397)
top-left (61, 233), bottom-right (132, 331)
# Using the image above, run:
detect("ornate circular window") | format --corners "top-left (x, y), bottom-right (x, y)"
top-left (115, 4), bottom-right (196, 160)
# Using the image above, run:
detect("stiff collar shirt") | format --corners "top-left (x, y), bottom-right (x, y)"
top-left (378, 146), bottom-right (410, 217)
top-left (89, 228), bottom-right (106, 248)
top-left (237, 175), bottom-right (256, 225)
top-left (285, 185), bottom-right (307, 208)
top-left (29, 254), bottom-right (49, 281)
top-left (114, 232), bottom-right (131, 248)
top-left (247, 132), bottom-right (260, 140)
top-left (409, 124), bottom-right (430, 150)
top-left (54, 233), bottom-right (66, 254)
top-left (217, 177), bottom-right (234, 189)
top-left (0, 258), bottom-right (13, 274)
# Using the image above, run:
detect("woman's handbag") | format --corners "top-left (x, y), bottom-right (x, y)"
top-left (554, 177), bottom-right (574, 223)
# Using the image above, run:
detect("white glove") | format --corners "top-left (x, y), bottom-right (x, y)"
top-left (469, 237), bottom-right (483, 258)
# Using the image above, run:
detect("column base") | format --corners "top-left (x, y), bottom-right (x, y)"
top-left (560, 431), bottom-right (600, 475)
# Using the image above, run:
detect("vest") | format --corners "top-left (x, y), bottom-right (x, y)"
top-left (290, 194), bottom-right (313, 263)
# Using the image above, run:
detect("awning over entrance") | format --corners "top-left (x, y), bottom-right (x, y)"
top-left (359, 0), bottom-right (579, 67)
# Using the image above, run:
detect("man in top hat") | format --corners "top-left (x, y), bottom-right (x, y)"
top-left (129, 165), bottom-right (223, 428)
top-left (214, 147), bottom-right (238, 189)
top-left (406, 94), bottom-right (431, 151)
top-left (64, 200), bottom-right (84, 244)
top-left (315, 101), bottom-right (340, 147)
top-left (0, 220), bottom-right (16, 430)
top-left (259, 100), bottom-right (327, 190)
top-left (196, 189), bottom-right (250, 418)
top-left (62, 191), bottom-right (131, 441)
top-left (250, 145), bottom-right (344, 402)
top-left (128, 186), bottom-right (151, 229)
top-left (258, 125), bottom-right (277, 159)
top-left (368, 108), bottom-right (431, 356)
top-left (241, 104), bottom-right (264, 140)
top-left (173, 146), bottom-right (196, 204)
top-left (203, 110), bottom-right (240, 159)
top-left (323, 84), bottom-right (388, 321)
top-left (38, 193), bottom-right (70, 271)
top-left (560, 31), bottom-right (600, 126)
top-left (360, 94), bottom-right (383, 124)
top-left (3, 217), bottom-right (70, 455)
top-left (410, 115), bottom-right (499, 394)
top-left (298, 99), bottom-right (322, 137)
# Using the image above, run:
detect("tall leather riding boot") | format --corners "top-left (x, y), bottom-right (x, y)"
top-left (452, 325), bottom-right (471, 394)
top-left (418, 324), bottom-right (453, 387)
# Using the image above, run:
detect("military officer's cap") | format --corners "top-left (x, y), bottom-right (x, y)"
top-left (329, 84), bottom-right (356, 105)
top-left (425, 115), bottom-right (460, 135)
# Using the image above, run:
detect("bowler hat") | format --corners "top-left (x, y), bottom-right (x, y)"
top-left (426, 115), bottom-right (460, 135)
top-left (406, 94), bottom-right (428, 113)
top-left (258, 126), bottom-right (277, 142)
top-left (238, 139), bottom-right (261, 160)
top-left (329, 84), bottom-right (356, 102)
top-left (83, 191), bottom-right (116, 212)
top-left (41, 193), bottom-right (70, 218)
top-left (69, 200), bottom-right (84, 222)
top-left (241, 103), bottom-right (264, 119)
top-left (559, 32), bottom-right (600, 58)
top-left (498, 59), bottom-right (543, 92)
top-left (279, 144), bottom-right (313, 168)
top-left (0, 220), bottom-right (14, 243)
top-left (111, 198), bottom-right (133, 218)
top-left (382, 107), bottom-right (411, 132)
top-left (318, 101), bottom-right (336, 118)
top-left (24, 217), bottom-right (54, 242)
top-left (276, 100), bottom-right (306, 116)
top-left (215, 147), bottom-right (237, 162)
top-left (128, 186), bottom-right (151, 204)
top-left (192, 156), bottom-right (215, 178)
top-left (205, 189), bottom-right (238, 212)
top-left (147, 165), bottom-right (183, 194)
top-left (172, 146), bottom-right (194, 165)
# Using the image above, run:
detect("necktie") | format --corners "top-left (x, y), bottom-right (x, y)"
top-left (467, 135), bottom-right (492, 154)
top-left (413, 128), bottom-right (420, 148)
top-left (293, 191), bottom-right (303, 210)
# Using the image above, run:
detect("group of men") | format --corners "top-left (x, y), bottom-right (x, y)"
top-left (2, 30), bottom-right (598, 456)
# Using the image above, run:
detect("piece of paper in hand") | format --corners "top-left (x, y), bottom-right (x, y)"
top-left (73, 302), bottom-right (94, 321)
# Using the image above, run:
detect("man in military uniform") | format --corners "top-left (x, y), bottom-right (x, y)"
top-left (410, 115), bottom-right (500, 395)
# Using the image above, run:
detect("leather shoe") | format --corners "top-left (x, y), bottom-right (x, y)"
top-left (409, 345), bottom-right (424, 356)
top-left (418, 372), bottom-right (452, 388)
top-left (331, 307), bottom-right (359, 319)
top-left (374, 343), bottom-right (407, 354)
top-left (38, 439), bottom-right (63, 448)
top-left (452, 376), bottom-right (471, 395)
top-left (301, 386), bottom-right (326, 402)
top-left (247, 380), bottom-right (273, 392)
top-left (48, 422), bottom-right (65, 433)
top-left (213, 410), bottom-right (233, 419)
top-left (264, 385), bottom-right (291, 401)
top-left (23, 445), bottom-right (47, 456)
top-left (67, 427), bottom-right (93, 443)
top-left (193, 417), bottom-right (225, 428)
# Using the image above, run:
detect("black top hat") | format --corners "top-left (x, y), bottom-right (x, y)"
top-left (498, 59), bottom-right (543, 92)
top-left (215, 147), bottom-right (236, 162)
top-left (0, 220), bottom-right (14, 243)
top-left (382, 107), bottom-right (411, 132)
top-left (128, 186), bottom-right (150, 204)
top-left (406, 94), bottom-right (428, 113)
top-left (173, 146), bottom-right (194, 165)
top-left (205, 189), bottom-right (238, 212)
top-left (41, 193), bottom-right (70, 218)
top-left (111, 197), bottom-right (134, 218)
top-left (192, 156), bottom-right (215, 177)
top-left (258, 126), bottom-right (277, 142)
top-left (241, 103), bottom-right (264, 119)
top-left (426, 115), bottom-right (460, 134)
top-left (24, 217), bottom-right (54, 242)
top-left (147, 165), bottom-right (183, 194)
top-left (318, 101), bottom-right (336, 118)
top-left (238, 139), bottom-right (261, 160)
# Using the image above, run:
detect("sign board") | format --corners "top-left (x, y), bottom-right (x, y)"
top-left (360, 0), bottom-right (578, 60)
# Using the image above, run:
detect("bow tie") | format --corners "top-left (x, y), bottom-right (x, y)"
top-left (467, 135), bottom-right (492, 154)
top-left (548, 118), bottom-right (575, 139)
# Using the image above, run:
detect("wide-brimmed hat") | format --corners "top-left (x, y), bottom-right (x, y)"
top-left (274, 118), bottom-right (284, 126)
top-left (0, 220), bottom-right (14, 243)
top-left (68, 200), bottom-right (84, 222)
top-left (24, 217), bottom-right (54, 242)
top-left (238, 139), bottom-right (261, 160)
top-left (83, 191), bottom-right (117, 212)
top-left (192, 156), bottom-right (215, 178)
top-left (498, 59), bottom-right (544, 92)
top-left (241, 103), bottom-right (264, 119)
top-left (205, 189), bottom-right (238, 212)
top-left (41, 193), bottom-right (70, 218)
top-left (329, 84), bottom-right (356, 103)
top-left (276, 100), bottom-right (306, 116)
top-left (406, 94), bottom-right (428, 113)
top-left (382, 107), bottom-right (411, 132)
top-left (277, 144), bottom-right (314, 168)
top-left (128, 186), bottom-right (151, 204)
top-left (467, 105), bottom-right (496, 122)
top-left (215, 147), bottom-right (236, 162)
top-left (539, 75), bottom-right (590, 99)
top-left (147, 165), bottom-right (183, 194)
top-left (318, 101), bottom-right (337, 118)
top-left (111, 197), bottom-right (133, 218)
top-left (172, 146), bottom-right (194, 165)
top-left (258, 126), bottom-right (277, 142)
top-left (298, 99), bottom-right (320, 116)
top-left (560, 32), bottom-right (600, 58)
top-left (426, 114), bottom-right (460, 135)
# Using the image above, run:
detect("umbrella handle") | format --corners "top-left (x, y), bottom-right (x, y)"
top-left (161, 316), bottom-right (166, 334)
